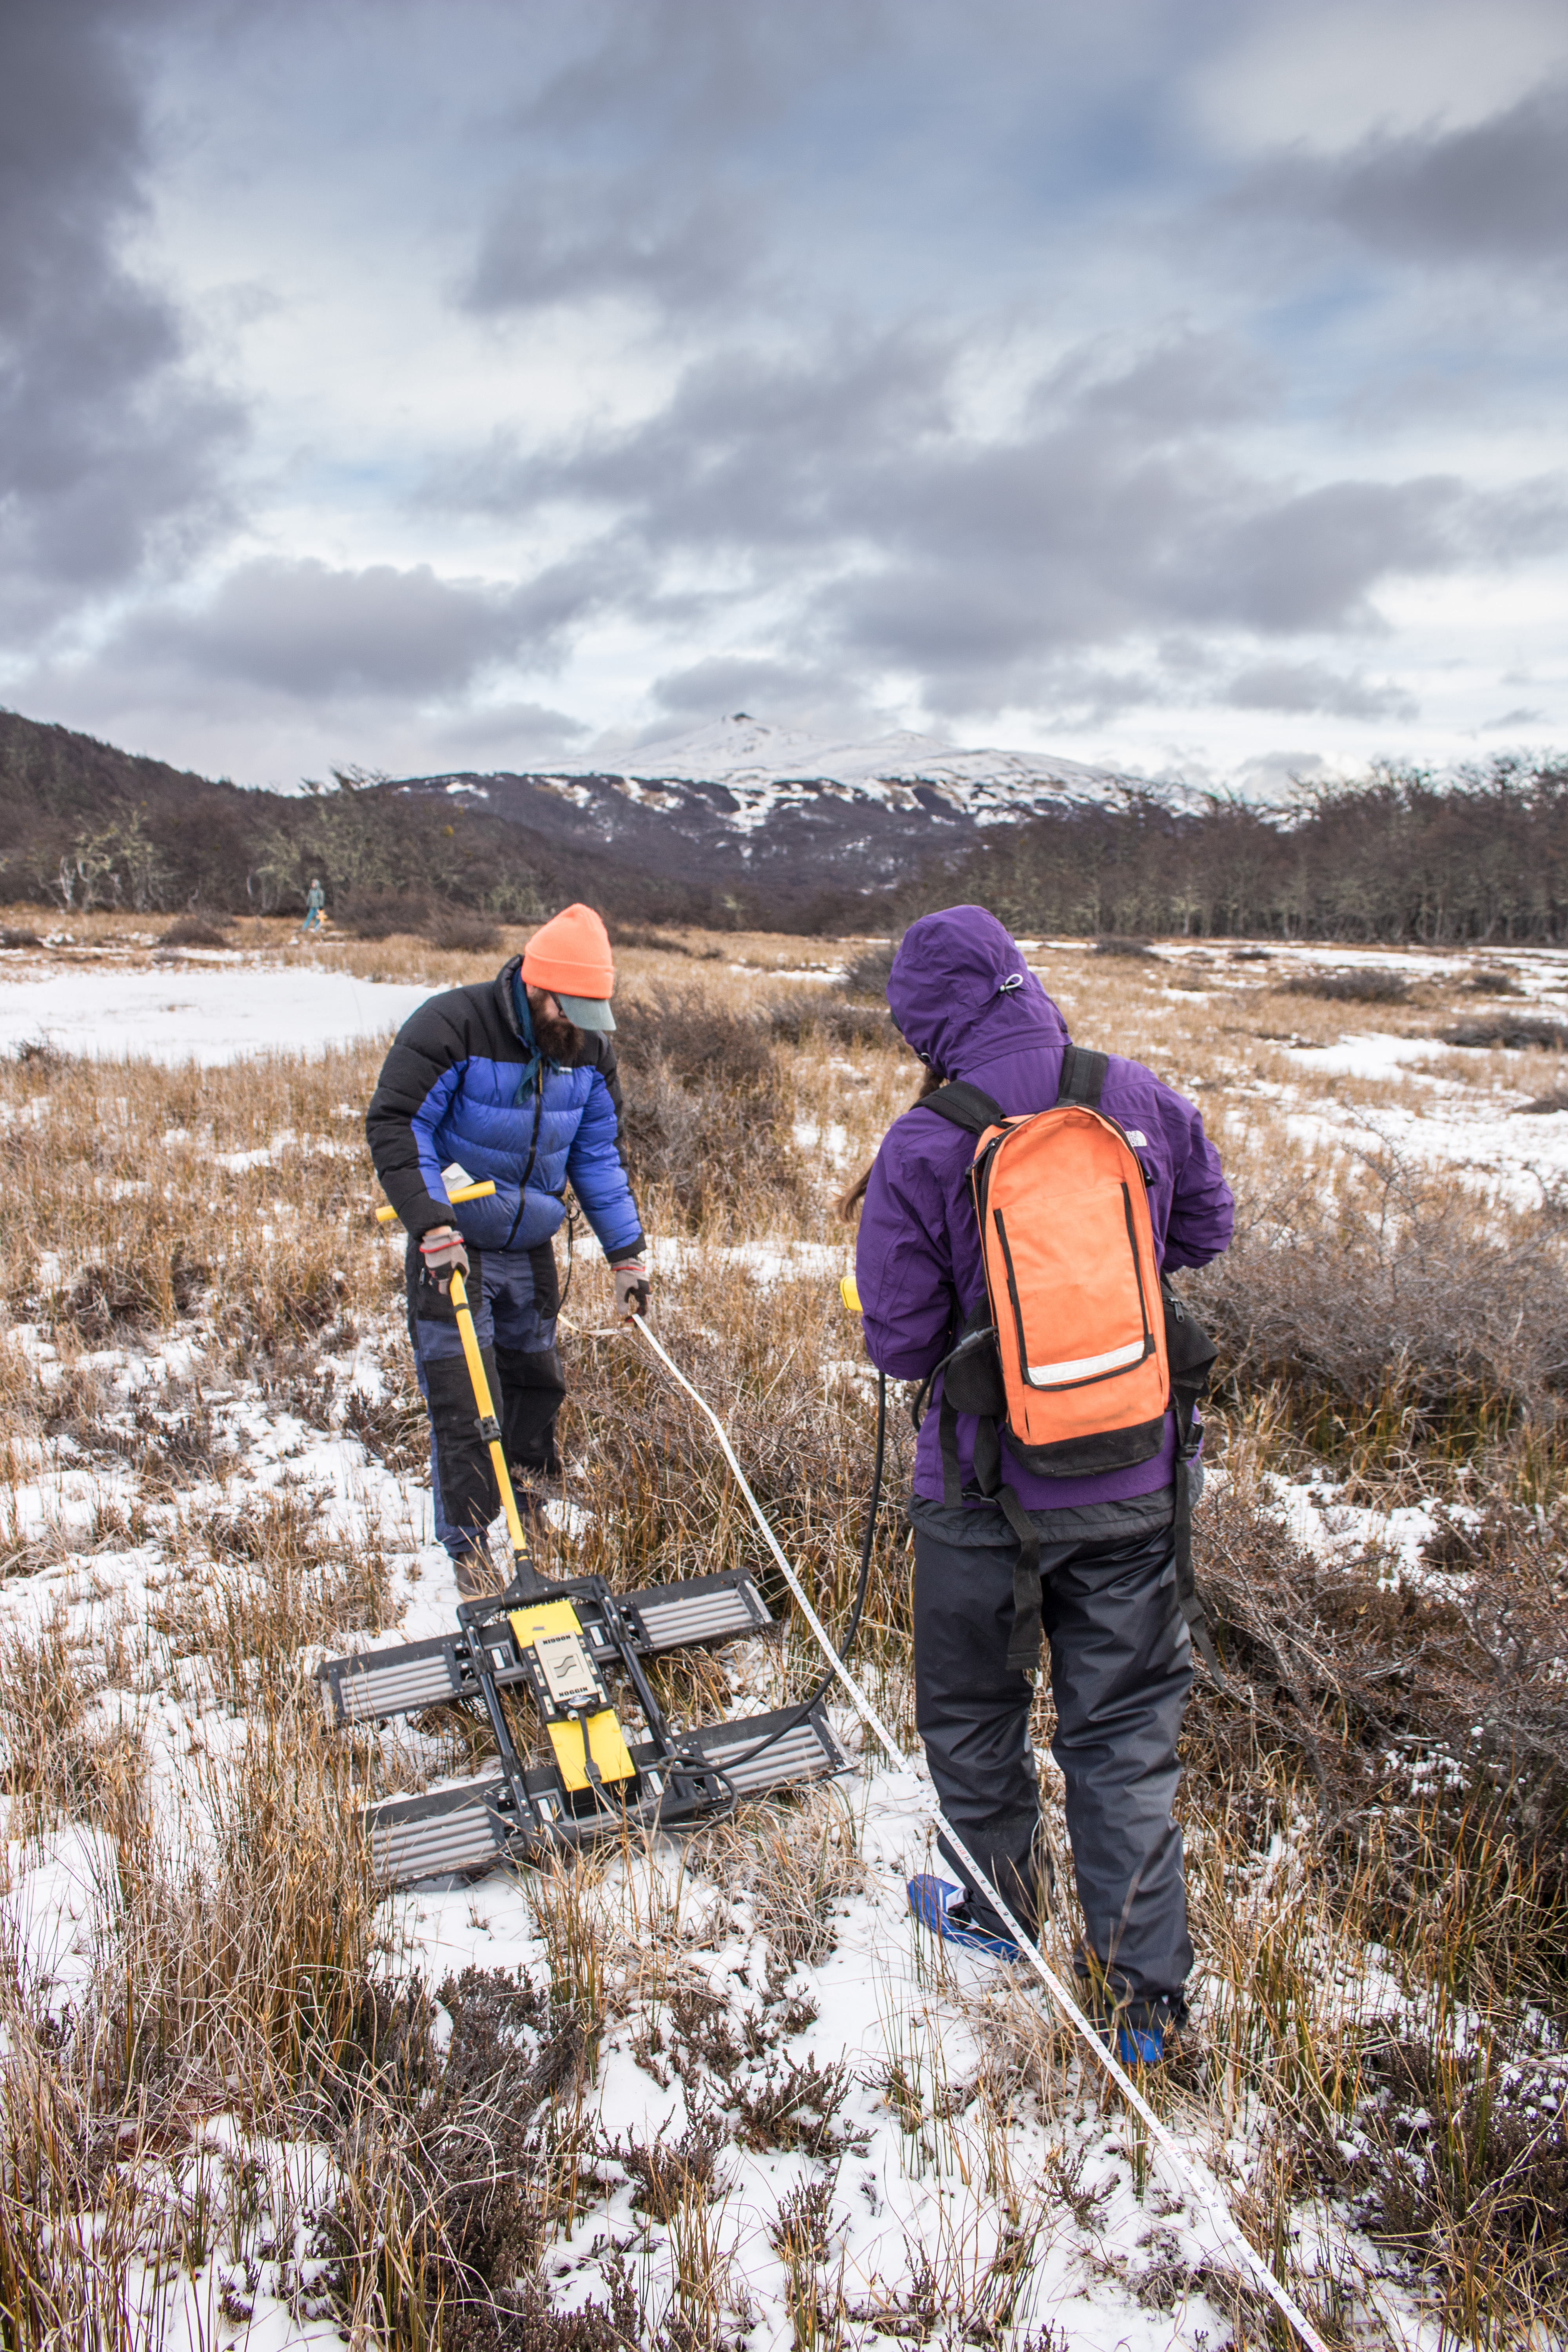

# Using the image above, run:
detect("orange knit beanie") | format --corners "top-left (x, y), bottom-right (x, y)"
top-left (520, 903), bottom-right (615, 1000)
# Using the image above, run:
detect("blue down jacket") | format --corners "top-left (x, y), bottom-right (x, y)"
top-left (366, 956), bottom-right (644, 1261)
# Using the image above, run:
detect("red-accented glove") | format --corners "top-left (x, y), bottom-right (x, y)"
top-left (419, 1223), bottom-right (469, 1292)
top-left (612, 1261), bottom-right (650, 1321)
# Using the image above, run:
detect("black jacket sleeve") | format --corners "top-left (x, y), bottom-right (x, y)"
top-left (365, 993), bottom-right (470, 1236)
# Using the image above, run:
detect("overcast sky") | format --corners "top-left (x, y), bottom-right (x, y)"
top-left (3, 0), bottom-right (1566, 793)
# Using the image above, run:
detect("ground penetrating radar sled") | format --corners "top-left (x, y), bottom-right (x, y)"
top-left (317, 1557), bottom-right (848, 1887)
top-left (326, 1183), bottom-right (847, 1887)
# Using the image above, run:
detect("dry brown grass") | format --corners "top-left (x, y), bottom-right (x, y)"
top-left (2, 922), bottom-right (1567, 2342)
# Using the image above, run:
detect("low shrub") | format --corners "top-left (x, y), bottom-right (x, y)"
top-left (1093, 934), bottom-right (1153, 958)
top-left (0, 926), bottom-right (43, 949)
top-left (157, 914), bottom-right (230, 948)
top-left (336, 891), bottom-right (428, 938)
top-left (612, 922), bottom-right (714, 957)
top-left (612, 987), bottom-right (794, 1221)
top-left (1444, 1016), bottom-right (1568, 1050)
top-left (839, 941), bottom-right (895, 998)
top-left (1463, 967), bottom-right (1524, 995)
top-left (424, 904), bottom-right (499, 953)
top-left (768, 994), bottom-right (892, 1047)
top-left (1276, 968), bottom-right (1412, 1004)
top-left (1194, 1481), bottom-right (1568, 1937)
top-left (1187, 1147), bottom-right (1568, 1460)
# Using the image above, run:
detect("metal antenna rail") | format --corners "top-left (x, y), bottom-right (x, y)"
top-left (631, 1312), bottom-right (1330, 2352)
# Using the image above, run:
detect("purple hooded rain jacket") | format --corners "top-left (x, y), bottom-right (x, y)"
top-left (856, 906), bottom-right (1234, 1512)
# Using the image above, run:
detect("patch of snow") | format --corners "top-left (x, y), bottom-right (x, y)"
top-left (0, 969), bottom-right (437, 1065)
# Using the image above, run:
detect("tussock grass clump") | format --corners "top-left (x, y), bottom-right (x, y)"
top-left (0, 1607), bottom-right (144, 1837)
top-left (1188, 1148), bottom-right (1568, 1468)
top-left (1276, 968), bottom-right (1413, 1004)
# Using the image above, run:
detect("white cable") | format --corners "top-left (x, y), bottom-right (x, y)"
top-left (631, 1312), bottom-right (1330, 2352)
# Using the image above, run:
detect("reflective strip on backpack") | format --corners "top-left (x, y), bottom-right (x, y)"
top-left (1026, 1334), bottom-right (1147, 1385)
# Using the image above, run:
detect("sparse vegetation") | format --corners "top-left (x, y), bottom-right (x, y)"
top-left (0, 913), bottom-right (1565, 2344)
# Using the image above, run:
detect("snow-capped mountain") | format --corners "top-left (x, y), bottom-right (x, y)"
top-left (402, 716), bottom-right (1142, 918)
top-left (563, 714), bottom-right (1125, 826)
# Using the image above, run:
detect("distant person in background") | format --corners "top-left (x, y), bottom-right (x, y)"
top-left (367, 903), bottom-right (649, 1595)
top-left (300, 877), bottom-right (325, 933)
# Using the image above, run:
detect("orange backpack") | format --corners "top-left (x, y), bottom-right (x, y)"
top-left (916, 1048), bottom-right (1218, 1672)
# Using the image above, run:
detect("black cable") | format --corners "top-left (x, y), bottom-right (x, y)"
top-left (661, 1367), bottom-right (888, 1787)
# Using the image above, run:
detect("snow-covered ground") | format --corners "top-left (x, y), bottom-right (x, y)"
top-left (2, 949), bottom-right (1556, 2348)
top-left (0, 964), bottom-right (433, 1063)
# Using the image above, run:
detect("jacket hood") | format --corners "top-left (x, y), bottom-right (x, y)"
top-left (886, 905), bottom-right (1067, 1077)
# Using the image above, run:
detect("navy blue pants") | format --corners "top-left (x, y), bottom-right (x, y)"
top-left (406, 1240), bottom-right (565, 1563)
top-left (913, 1497), bottom-right (1193, 2029)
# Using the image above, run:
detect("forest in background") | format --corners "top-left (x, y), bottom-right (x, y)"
top-left (4, 705), bottom-right (1568, 942)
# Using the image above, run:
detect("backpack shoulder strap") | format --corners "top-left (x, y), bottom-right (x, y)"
top-left (916, 1080), bottom-right (1005, 1135)
top-left (1056, 1044), bottom-right (1109, 1108)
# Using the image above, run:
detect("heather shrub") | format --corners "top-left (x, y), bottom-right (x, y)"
top-left (1276, 968), bottom-right (1412, 1004)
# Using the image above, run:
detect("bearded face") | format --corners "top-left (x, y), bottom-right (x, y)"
top-left (527, 988), bottom-right (581, 1062)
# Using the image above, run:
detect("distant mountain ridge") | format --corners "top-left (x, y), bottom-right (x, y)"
top-left (401, 713), bottom-right (1142, 909)
top-left (0, 703), bottom-right (1151, 926)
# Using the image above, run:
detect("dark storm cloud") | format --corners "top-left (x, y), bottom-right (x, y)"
top-left (446, 328), bottom-right (1563, 711)
top-left (114, 553), bottom-right (618, 700)
top-left (0, 0), bottom-right (243, 633)
top-left (1240, 84), bottom-right (1568, 267)
top-left (1224, 660), bottom-right (1417, 722)
top-left (457, 0), bottom-right (882, 319)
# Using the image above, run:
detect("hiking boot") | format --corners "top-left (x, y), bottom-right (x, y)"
top-left (906, 1875), bottom-right (1020, 1961)
top-left (1112, 2020), bottom-right (1165, 2066)
top-left (453, 1548), bottom-right (498, 1601)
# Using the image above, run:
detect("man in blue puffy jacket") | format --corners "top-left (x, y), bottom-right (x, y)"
top-left (367, 902), bottom-right (648, 1590)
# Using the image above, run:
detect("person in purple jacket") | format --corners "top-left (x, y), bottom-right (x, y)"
top-left (854, 905), bottom-right (1234, 2060)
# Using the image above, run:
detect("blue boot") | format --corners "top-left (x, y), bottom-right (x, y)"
top-left (1113, 2021), bottom-right (1165, 2066)
top-left (906, 1875), bottom-right (1020, 1961)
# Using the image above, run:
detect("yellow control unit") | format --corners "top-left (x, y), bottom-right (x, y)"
top-left (508, 1598), bottom-right (636, 1791)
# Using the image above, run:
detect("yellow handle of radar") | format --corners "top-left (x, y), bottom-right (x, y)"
top-left (375, 1179), bottom-right (497, 1225)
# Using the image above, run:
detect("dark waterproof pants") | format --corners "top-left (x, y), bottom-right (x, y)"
top-left (407, 1240), bottom-right (565, 1564)
top-left (913, 1495), bottom-right (1193, 2028)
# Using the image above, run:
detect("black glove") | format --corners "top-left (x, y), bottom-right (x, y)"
top-left (612, 1261), bottom-right (650, 1320)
